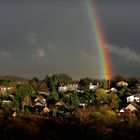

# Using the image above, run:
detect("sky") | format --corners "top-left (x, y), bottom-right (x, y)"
top-left (0, 0), bottom-right (140, 79)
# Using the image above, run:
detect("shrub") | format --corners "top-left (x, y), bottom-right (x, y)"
top-left (73, 108), bottom-right (94, 121)
top-left (90, 111), bottom-right (103, 121)
top-left (102, 110), bottom-right (117, 124)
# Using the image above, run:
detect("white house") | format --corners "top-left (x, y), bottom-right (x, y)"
top-left (67, 83), bottom-right (78, 91)
top-left (58, 85), bottom-right (67, 92)
top-left (79, 103), bottom-right (86, 108)
top-left (2, 100), bottom-right (12, 106)
top-left (0, 86), bottom-right (13, 93)
top-left (127, 95), bottom-right (140, 103)
top-left (89, 83), bottom-right (99, 90)
top-left (111, 87), bottom-right (118, 92)
top-left (58, 83), bottom-right (78, 92)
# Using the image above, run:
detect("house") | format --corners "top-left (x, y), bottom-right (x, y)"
top-left (2, 100), bottom-right (12, 106)
top-left (34, 102), bottom-right (44, 107)
top-left (55, 100), bottom-right (67, 108)
top-left (118, 102), bottom-right (140, 115)
top-left (2, 100), bottom-right (12, 104)
top-left (79, 103), bottom-right (86, 108)
top-left (40, 106), bottom-right (50, 115)
top-left (22, 95), bottom-right (32, 107)
top-left (127, 95), bottom-right (140, 103)
top-left (12, 111), bottom-right (17, 117)
top-left (118, 108), bottom-right (136, 122)
top-left (117, 81), bottom-right (128, 86)
top-left (76, 90), bottom-right (84, 93)
top-left (58, 82), bottom-right (78, 92)
top-left (125, 102), bottom-right (140, 112)
top-left (58, 85), bottom-right (67, 92)
top-left (38, 91), bottom-right (49, 96)
top-left (111, 87), bottom-right (118, 92)
top-left (0, 86), bottom-right (14, 94)
top-left (89, 83), bottom-right (99, 90)
top-left (67, 83), bottom-right (78, 91)
top-left (126, 104), bottom-right (137, 112)
top-left (34, 95), bottom-right (47, 106)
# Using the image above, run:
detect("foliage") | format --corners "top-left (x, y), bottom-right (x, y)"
top-left (113, 75), bottom-right (126, 82)
top-left (43, 75), bottom-right (57, 92)
top-left (29, 77), bottom-right (48, 92)
top-left (46, 75), bottom-right (59, 104)
top-left (69, 92), bottom-right (79, 110)
top-left (47, 91), bottom-right (59, 103)
top-left (12, 98), bottom-right (20, 111)
top-left (74, 108), bottom-right (94, 121)
top-left (95, 88), bottom-right (108, 105)
top-left (78, 77), bottom-right (93, 90)
top-left (29, 77), bottom-right (39, 84)
top-left (90, 111), bottom-right (103, 121)
top-left (14, 85), bottom-right (35, 109)
top-left (59, 92), bottom-right (70, 103)
top-left (78, 90), bottom-right (95, 105)
top-left (108, 92), bottom-right (120, 110)
top-left (117, 87), bottom-right (127, 108)
top-left (24, 107), bottom-right (31, 115)
top-left (126, 77), bottom-right (139, 91)
top-left (102, 110), bottom-right (117, 124)
top-left (118, 87), bottom-right (126, 97)
top-left (55, 73), bottom-right (72, 84)
top-left (0, 79), bottom-right (11, 86)
top-left (100, 79), bottom-right (108, 89)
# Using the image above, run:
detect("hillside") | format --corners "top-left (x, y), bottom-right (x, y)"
top-left (0, 75), bottom-right (29, 82)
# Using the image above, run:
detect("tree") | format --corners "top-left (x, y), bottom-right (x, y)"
top-left (118, 87), bottom-right (127, 108)
top-left (79, 77), bottom-right (93, 90)
top-left (108, 92), bottom-right (120, 110)
top-left (79, 90), bottom-right (95, 106)
top-left (29, 77), bottom-right (39, 84)
top-left (95, 88), bottom-right (108, 105)
top-left (43, 75), bottom-right (57, 92)
top-left (29, 77), bottom-right (40, 91)
top-left (126, 77), bottom-right (139, 91)
top-left (37, 82), bottom-right (48, 92)
top-left (0, 79), bottom-right (11, 86)
top-left (14, 85), bottom-right (35, 109)
top-left (59, 92), bottom-right (70, 103)
top-left (92, 79), bottom-right (100, 85)
top-left (113, 75), bottom-right (126, 82)
top-left (100, 79), bottom-right (108, 89)
top-left (55, 73), bottom-right (72, 84)
top-left (46, 76), bottom-right (59, 105)
top-left (69, 92), bottom-right (79, 110)
top-left (12, 98), bottom-right (20, 111)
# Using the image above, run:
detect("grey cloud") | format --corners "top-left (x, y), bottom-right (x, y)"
top-left (47, 43), bottom-right (56, 52)
top-left (0, 49), bottom-right (12, 59)
top-left (108, 44), bottom-right (140, 77)
top-left (35, 48), bottom-right (46, 59)
top-left (108, 45), bottom-right (140, 63)
top-left (96, 0), bottom-right (140, 52)
top-left (25, 33), bottom-right (38, 45)
top-left (0, 0), bottom-right (139, 78)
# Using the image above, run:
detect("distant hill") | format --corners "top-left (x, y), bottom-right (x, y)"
top-left (0, 75), bottom-right (29, 82)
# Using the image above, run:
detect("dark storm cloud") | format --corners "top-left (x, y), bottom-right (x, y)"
top-left (95, 0), bottom-right (140, 77)
top-left (96, 0), bottom-right (140, 50)
top-left (0, 0), bottom-right (94, 78)
top-left (0, 0), bottom-right (140, 78)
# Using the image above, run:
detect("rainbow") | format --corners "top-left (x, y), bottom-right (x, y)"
top-left (82, 0), bottom-right (112, 80)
